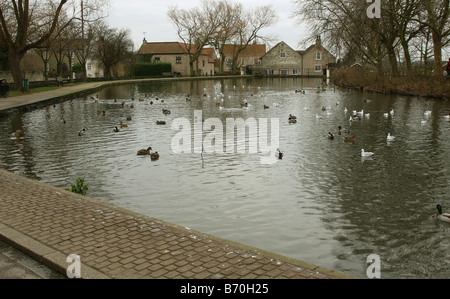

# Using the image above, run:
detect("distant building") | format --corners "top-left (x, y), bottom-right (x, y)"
top-left (222, 43), bottom-right (266, 75)
top-left (137, 39), bottom-right (216, 76)
top-left (255, 36), bottom-right (336, 77)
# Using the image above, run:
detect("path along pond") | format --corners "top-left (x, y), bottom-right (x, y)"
top-left (1, 77), bottom-right (449, 279)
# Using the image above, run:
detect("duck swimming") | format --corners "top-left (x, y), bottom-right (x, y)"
top-left (78, 128), bottom-right (86, 136)
top-left (338, 126), bottom-right (350, 134)
top-left (137, 147), bottom-right (152, 156)
top-left (328, 132), bottom-right (334, 140)
top-left (344, 135), bottom-right (357, 142)
top-left (150, 151), bottom-right (160, 161)
top-left (162, 109), bottom-right (171, 115)
top-left (120, 121), bottom-right (128, 128)
top-left (113, 127), bottom-right (120, 132)
top-left (436, 204), bottom-right (450, 223)
top-left (275, 148), bottom-right (284, 160)
top-left (10, 130), bottom-right (24, 139)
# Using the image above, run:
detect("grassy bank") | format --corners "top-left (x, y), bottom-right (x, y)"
top-left (333, 67), bottom-right (450, 100)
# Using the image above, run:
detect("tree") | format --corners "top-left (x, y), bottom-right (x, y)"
top-left (93, 22), bottom-right (133, 80)
top-left (168, 2), bottom-right (219, 76)
top-left (0, 0), bottom-right (69, 90)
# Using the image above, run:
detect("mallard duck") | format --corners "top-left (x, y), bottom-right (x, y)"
top-left (127, 116), bottom-right (132, 121)
top-left (156, 121), bottom-right (166, 125)
top-left (150, 151), bottom-right (160, 161)
top-left (344, 135), bottom-right (357, 142)
top-left (113, 126), bottom-right (120, 132)
top-left (120, 121), bottom-right (128, 128)
top-left (78, 128), bottom-right (86, 136)
top-left (289, 114), bottom-right (297, 120)
top-left (361, 149), bottom-right (374, 157)
top-left (436, 204), bottom-right (450, 223)
top-left (387, 133), bottom-right (395, 141)
top-left (328, 132), bottom-right (334, 140)
top-left (137, 147), bottom-right (152, 156)
top-left (264, 105), bottom-right (269, 109)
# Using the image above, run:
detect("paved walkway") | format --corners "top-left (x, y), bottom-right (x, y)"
top-left (0, 80), bottom-right (355, 279)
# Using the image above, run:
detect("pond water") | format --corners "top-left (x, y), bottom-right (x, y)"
top-left (1, 77), bottom-right (449, 279)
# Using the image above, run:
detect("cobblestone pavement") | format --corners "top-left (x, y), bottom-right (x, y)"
top-left (0, 169), bottom-right (354, 279)
top-left (0, 81), bottom-right (355, 280)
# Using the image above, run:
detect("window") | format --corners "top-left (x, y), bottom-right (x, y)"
top-left (293, 69), bottom-right (299, 75)
top-left (280, 69), bottom-right (288, 75)
top-left (87, 63), bottom-right (91, 71)
top-left (315, 65), bottom-right (322, 72)
top-left (176, 57), bottom-right (182, 64)
top-left (316, 52), bottom-right (322, 60)
top-left (268, 70), bottom-right (274, 75)
top-left (154, 57), bottom-right (161, 63)
top-left (280, 52), bottom-right (286, 58)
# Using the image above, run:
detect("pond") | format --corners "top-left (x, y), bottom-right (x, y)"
top-left (1, 77), bottom-right (449, 279)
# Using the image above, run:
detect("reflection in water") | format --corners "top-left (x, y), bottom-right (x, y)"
top-left (1, 77), bottom-right (449, 278)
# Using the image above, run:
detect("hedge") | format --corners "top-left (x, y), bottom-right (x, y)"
top-left (134, 63), bottom-right (172, 77)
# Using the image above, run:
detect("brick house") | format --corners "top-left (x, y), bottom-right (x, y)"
top-left (255, 36), bottom-right (336, 76)
top-left (137, 39), bottom-right (216, 76)
top-left (222, 43), bottom-right (266, 75)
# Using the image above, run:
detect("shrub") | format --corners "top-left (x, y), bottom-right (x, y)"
top-left (134, 63), bottom-right (172, 77)
top-left (71, 177), bottom-right (89, 196)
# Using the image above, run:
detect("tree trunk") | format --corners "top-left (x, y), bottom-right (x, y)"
top-left (431, 31), bottom-right (443, 78)
top-left (8, 48), bottom-right (24, 91)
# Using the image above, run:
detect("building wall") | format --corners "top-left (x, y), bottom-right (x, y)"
top-left (151, 54), bottom-right (214, 76)
top-left (302, 44), bottom-right (336, 76)
top-left (261, 42), bottom-right (303, 75)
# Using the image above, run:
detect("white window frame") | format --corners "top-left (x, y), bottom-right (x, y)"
top-left (280, 69), bottom-right (288, 75)
top-left (293, 69), bottom-right (299, 75)
top-left (316, 52), bottom-right (322, 60)
top-left (280, 52), bottom-right (286, 58)
top-left (314, 65), bottom-right (322, 72)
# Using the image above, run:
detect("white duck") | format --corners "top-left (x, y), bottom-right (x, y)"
top-left (361, 149), bottom-right (374, 157)
top-left (436, 204), bottom-right (450, 223)
top-left (387, 133), bottom-right (395, 141)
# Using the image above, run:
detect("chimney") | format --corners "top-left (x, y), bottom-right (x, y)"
top-left (316, 35), bottom-right (321, 46)
top-left (143, 38), bottom-right (147, 45)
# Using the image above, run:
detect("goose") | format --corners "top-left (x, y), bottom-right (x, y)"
top-left (150, 151), bottom-right (160, 161)
top-left (113, 126), bottom-right (120, 132)
top-left (387, 133), bottom-right (395, 141)
top-left (361, 149), bottom-right (374, 157)
top-left (78, 128), bottom-right (86, 136)
top-left (436, 204), bottom-right (450, 223)
top-left (137, 147), bottom-right (152, 156)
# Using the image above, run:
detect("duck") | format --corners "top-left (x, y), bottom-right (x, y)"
top-left (288, 114), bottom-right (297, 122)
top-left (156, 121), bottom-right (166, 125)
top-left (338, 126), bottom-right (350, 134)
top-left (137, 147), bottom-right (152, 156)
top-left (113, 126), bottom-right (120, 132)
top-left (264, 105), bottom-right (270, 109)
top-left (361, 149), bottom-right (374, 157)
top-left (10, 130), bottom-right (24, 139)
top-left (328, 132), bottom-right (335, 140)
top-left (120, 121), bottom-right (128, 128)
top-left (421, 119), bottom-right (427, 125)
top-left (162, 108), bottom-right (171, 115)
top-left (387, 133), bottom-right (395, 141)
top-left (436, 204), bottom-right (450, 223)
top-left (150, 151), bottom-right (160, 161)
top-left (126, 116), bottom-right (132, 121)
top-left (384, 113), bottom-right (389, 118)
top-left (275, 148), bottom-right (284, 160)
top-left (78, 128), bottom-right (86, 136)
top-left (344, 135), bottom-right (358, 143)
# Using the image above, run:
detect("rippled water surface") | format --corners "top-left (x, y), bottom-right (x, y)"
top-left (1, 77), bottom-right (449, 278)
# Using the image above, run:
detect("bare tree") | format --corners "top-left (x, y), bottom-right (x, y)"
top-left (93, 22), bottom-right (133, 80)
top-left (168, 1), bottom-right (219, 76)
top-left (0, 0), bottom-right (69, 90)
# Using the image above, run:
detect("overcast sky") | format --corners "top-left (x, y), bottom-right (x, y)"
top-left (105, 0), bottom-right (309, 51)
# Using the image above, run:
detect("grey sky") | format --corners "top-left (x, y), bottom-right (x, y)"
top-left (105, 0), bottom-right (309, 51)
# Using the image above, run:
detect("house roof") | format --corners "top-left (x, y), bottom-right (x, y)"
top-left (138, 42), bottom-right (215, 58)
top-left (222, 44), bottom-right (266, 56)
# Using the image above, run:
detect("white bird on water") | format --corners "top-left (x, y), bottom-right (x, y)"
top-left (361, 149), bottom-right (374, 157)
top-left (387, 133), bottom-right (395, 141)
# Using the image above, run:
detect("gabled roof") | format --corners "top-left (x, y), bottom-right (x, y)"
top-left (261, 41), bottom-right (300, 60)
top-left (138, 42), bottom-right (215, 57)
top-left (222, 44), bottom-right (266, 56)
